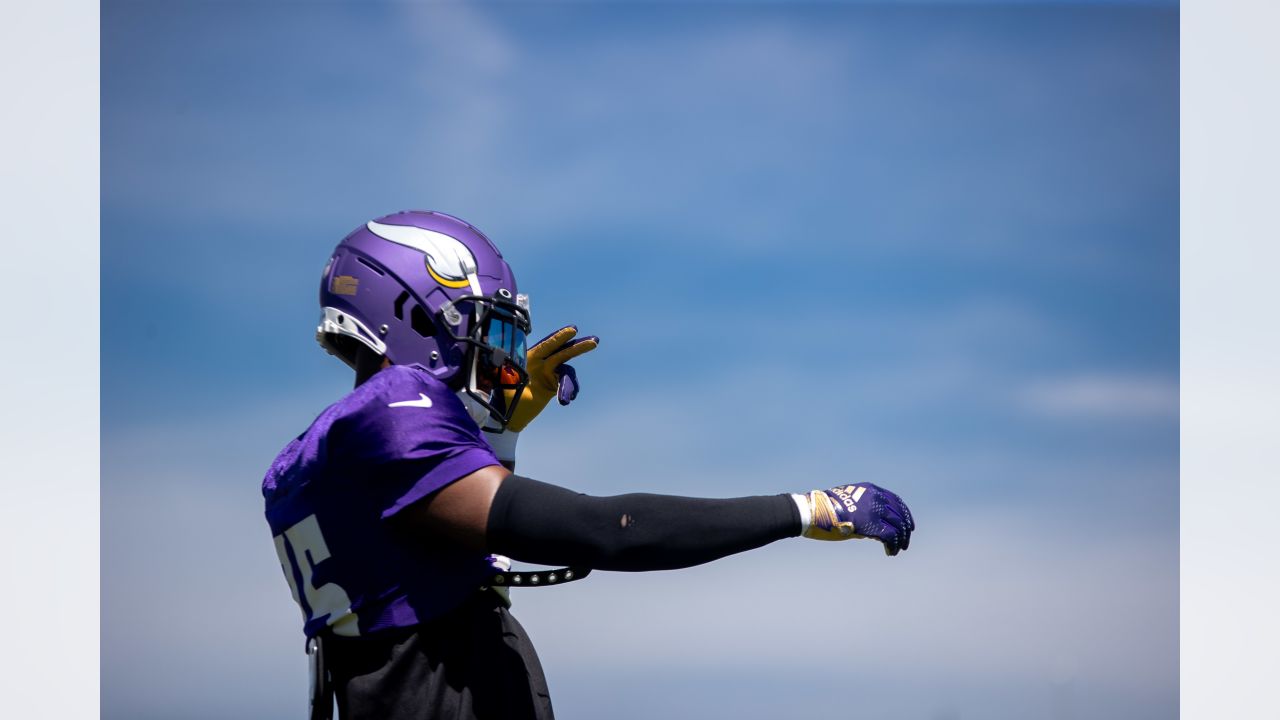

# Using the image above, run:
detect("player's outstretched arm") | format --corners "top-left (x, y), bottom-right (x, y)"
top-left (487, 475), bottom-right (800, 571)
top-left (394, 469), bottom-right (915, 569)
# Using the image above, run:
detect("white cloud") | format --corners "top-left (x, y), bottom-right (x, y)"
top-left (379, 5), bottom-right (873, 248)
top-left (1018, 373), bottom-right (1179, 421)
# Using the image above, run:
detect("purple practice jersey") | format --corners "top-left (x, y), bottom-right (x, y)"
top-left (263, 365), bottom-right (502, 638)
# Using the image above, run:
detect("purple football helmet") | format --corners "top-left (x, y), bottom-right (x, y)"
top-left (317, 210), bottom-right (531, 428)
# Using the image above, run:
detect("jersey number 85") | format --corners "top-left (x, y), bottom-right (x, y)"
top-left (272, 515), bottom-right (359, 636)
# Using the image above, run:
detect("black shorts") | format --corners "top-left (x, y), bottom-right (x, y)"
top-left (326, 591), bottom-right (554, 720)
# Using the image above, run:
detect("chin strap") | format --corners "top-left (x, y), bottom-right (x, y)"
top-left (456, 390), bottom-right (494, 427)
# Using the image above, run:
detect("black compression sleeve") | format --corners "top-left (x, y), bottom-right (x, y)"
top-left (486, 475), bottom-right (802, 572)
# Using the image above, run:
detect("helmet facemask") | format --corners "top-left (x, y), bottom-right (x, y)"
top-left (447, 293), bottom-right (531, 431)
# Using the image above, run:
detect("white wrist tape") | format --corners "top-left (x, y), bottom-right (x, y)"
top-left (790, 493), bottom-right (812, 535)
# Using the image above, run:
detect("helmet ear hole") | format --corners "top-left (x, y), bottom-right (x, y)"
top-left (409, 304), bottom-right (436, 338)
top-left (325, 334), bottom-right (363, 369)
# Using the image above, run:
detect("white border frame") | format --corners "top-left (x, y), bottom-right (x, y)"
top-left (1182, 0), bottom-right (1280, 717)
top-left (0, 0), bottom-right (101, 715)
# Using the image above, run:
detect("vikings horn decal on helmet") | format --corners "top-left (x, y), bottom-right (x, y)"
top-left (365, 220), bottom-right (481, 292)
top-left (316, 210), bottom-right (532, 429)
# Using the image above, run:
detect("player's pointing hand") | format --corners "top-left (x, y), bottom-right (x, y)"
top-left (505, 325), bottom-right (599, 432)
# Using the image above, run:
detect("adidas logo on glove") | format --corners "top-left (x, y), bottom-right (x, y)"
top-left (831, 484), bottom-right (867, 513)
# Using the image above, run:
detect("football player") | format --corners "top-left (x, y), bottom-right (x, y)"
top-left (263, 210), bottom-right (916, 720)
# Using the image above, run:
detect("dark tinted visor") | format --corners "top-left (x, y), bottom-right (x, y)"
top-left (483, 313), bottom-right (527, 369)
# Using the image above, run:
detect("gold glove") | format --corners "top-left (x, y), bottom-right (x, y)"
top-left (504, 326), bottom-right (598, 432)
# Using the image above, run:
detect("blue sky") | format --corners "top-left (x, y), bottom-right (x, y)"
top-left (102, 2), bottom-right (1177, 718)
